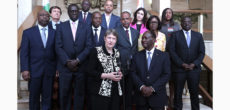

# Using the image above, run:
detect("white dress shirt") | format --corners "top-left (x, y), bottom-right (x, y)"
top-left (82, 11), bottom-right (88, 19)
top-left (182, 29), bottom-right (191, 40)
top-left (123, 27), bottom-right (132, 46)
top-left (105, 13), bottom-right (112, 28)
top-left (38, 24), bottom-right (48, 40)
top-left (51, 20), bottom-right (60, 30)
top-left (92, 26), bottom-right (101, 41)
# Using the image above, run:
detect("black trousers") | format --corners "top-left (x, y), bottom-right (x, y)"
top-left (136, 105), bottom-right (164, 110)
top-left (89, 83), bottom-right (121, 110)
top-left (29, 74), bottom-right (54, 110)
top-left (124, 73), bottom-right (133, 110)
top-left (173, 71), bottom-right (200, 110)
top-left (59, 72), bottom-right (85, 110)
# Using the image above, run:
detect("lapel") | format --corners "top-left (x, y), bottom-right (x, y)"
top-left (148, 49), bottom-right (160, 72)
top-left (75, 21), bottom-right (83, 42)
top-left (109, 14), bottom-right (115, 29)
top-left (46, 28), bottom-right (54, 48)
top-left (120, 26), bottom-right (131, 46)
top-left (86, 12), bottom-right (91, 23)
top-left (101, 14), bottom-right (107, 29)
top-left (189, 30), bottom-right (195, 48)
top-left (141, 50), bottom-right (148, 74)
top-left (65, 21), bottom-right (75, 43)
top-left (34, 26), bottom-right (45, 48)
top-left (79, 11), bottom-right (83, 21)
top-left (130, 27), bottom-right (137, 43)
top-left (99, 27), bottom-right (106, 44)
top-left (179, 30), bottom-right (189, 48)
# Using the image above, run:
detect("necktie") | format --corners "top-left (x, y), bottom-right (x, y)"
top-left (94, 28), bottom-right (98, 43)
top-left (72, 22), bottom-right (76, 41)
top-left (125, 29), bottom-right (130, 40)
top-left (83, 12), bottom-right (86, 22)
top-left (147, 51), bottom-right (151, 70)
top-left (41, 27), bottom-right (47, 48)
top-left (186, 31), bottom-right (191, 47)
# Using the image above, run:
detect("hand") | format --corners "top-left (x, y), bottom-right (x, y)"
top-left (55, 70), bottom-right (59, 77)
top-left (107, 72), bottom-right (122, 82)
top-left (188, 63), bottom-right (195, 70)
top-left (66, 60), bottom-right (78, 72)
top-left (141, 85), bottom-right (149, 97)
top-left (182, 63), bottom-right (190, 70)
top-left (22, 71), bottom-right (30, 81)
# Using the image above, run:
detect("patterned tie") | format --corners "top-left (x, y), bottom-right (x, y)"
top-left (72, 22), bottom-right (76, 41)
top-left (41, 27), bottom-right (47, 48)
top-left (94, 28), bottom-right (99, 43)
top-left (125, 29), bottom-right (130, 40)
top-left (186, 31), bottom-right (191, 47)
top-left (147, 51), bottom-right (151, 70)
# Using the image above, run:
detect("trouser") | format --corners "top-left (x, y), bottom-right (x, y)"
top-left (59, 72), bottom-right (85, 110)
top-left (173, 71), bottom-right (200, 110)
top-left (29, 74), bottom-right (54, 110)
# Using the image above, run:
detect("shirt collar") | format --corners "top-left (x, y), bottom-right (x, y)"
top-left (82, 11), bottom-right (88, 15)
top-left (38, 24), bottom-right (48, 30)
top-left (92, 25), bottom-right (101, 31)
top-left (123, 26), bottom-right (130, 31)
top-left (146, 47), bottom-right (155, 55)
top-left (183, 29), bottom-right (191, 34)
top-left (69, 19), bottom-right (79, 24)
top-left (105, 13), bottom-right (112, 17)
top-left (51, 20), bottom-right (60, 25)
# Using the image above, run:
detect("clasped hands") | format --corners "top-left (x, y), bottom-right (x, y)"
top-left (101, 71), bottom-right (123, 82)
top-left (182, 63), bottom-right (195, 71)
top-left (141, 85), bottom-right (154, 97)
top-left (66, 59), bottom-right (80, 72)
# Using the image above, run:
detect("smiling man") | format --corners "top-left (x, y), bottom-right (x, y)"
top-left (131, 31), bottom-right (171, 110)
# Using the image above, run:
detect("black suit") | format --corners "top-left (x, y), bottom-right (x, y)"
top-left (131, 49), bottom-right (171, 110)
top-left (55, 20), bottom-right (93, 110)
top-left (169, 30), bottom-right (205, 110)
top-left (115, 26), bottom-right (139, 110)
top-left (78, 11), bottom-right (92, 26)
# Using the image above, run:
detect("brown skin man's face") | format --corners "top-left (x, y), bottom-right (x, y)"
top-left (121, 13), bottom-right (132, 29)
top-left (38, 10), bottom-right (50, 27)
top-left (181, 17), bottom-right (192, 31)
top-left (82, 0), bottom-right (91, 12)
top-left (92, 13), bottom-right (102, 28)
top-left (68, 5), bottom-right (79, 22)
top-left (141, 31), bottom-right (155, 51)
top-left (104, 0), bottom-right (113, 14)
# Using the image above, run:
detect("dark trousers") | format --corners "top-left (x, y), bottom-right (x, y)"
top-left (59, 72), bottom-right (85, 110)
top-left (173, 71), bottom-right (200, 110)
top-left (29, 74), bottom-right (54, 110)
top-left (89, 83), bottom-right (121, 110)
top-left (124, 74), bottom-right (133, 110)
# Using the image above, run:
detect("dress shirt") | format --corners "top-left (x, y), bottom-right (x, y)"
top-left (51, 20), bottom-right (61, 30)
top-left (69, 19), bottom-right (79, 32)
top-left (92, 26), bottom-right (101, 41)
top-left (105, 13), bottom-right (112, 27)
top-left (182, 29), bottom-right (191, 40)
top-left (38, 24), bottom-right (48, 40)
top-left (123, 27), bottom-right (132, 45)
top-left (82, 11), bottom-right (88, 19)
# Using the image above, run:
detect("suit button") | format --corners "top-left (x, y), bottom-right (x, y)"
top-left (147, 76), bottom-right (150, 79)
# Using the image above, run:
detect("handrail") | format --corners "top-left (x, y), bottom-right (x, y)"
top-left (17, 6), bottom-right (43, 52)
top-left (199, 84), bottom-right (213, 108)
top-left (202, 54), bottom-right (213, 71)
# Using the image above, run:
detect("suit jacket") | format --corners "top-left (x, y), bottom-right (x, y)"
top-left (20, 26), bottom-right (56, 78)
top-left (101, 13), bottom-right (121, 29)
top-left (115, 26), bottom-right (139, 74)
top-left (130, 49), bottom-right (171, 107)
top-left (89, 26), bottom-right (106, 47)
top-left (48, 21), bottom-right (62, 30)
top-left (55, 20), bottom-right (93, 73)
top-left (78, 11), bottom-right (92, 26)
top-left (169, 30), bottom-right (205, 73)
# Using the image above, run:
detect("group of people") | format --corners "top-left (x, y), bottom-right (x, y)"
top-left (20, 0), bottom-right (205, 110)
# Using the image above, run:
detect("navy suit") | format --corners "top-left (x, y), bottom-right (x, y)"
top-left (101, 13), bottom-right (121, 29)
top-left (55, 20), bottom-right (93, 110)
top-left (169, 30), bottom-right (205, 110)
top-left (131, 49), bottom-right (171, 109)
top-left (78, 11), bottom-right (92, 26)
top-left (20, 25), bottom-right (56, 110)
top-left (90, 26), bottom-right (106, 47)
top-left (115, 26), bottom-right (139, 110)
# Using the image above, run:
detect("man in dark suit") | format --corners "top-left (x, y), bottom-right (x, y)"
top-left (169, 16), bottom-right (205, 110)
top-left (101, 0), bottom-right (121, 29)
top-left (48, 6), bottom-right (62, 30)
top-left (20, 10), bottom-right (56, 110)
top-left (115, 11), bottom-right (139, 110)
top-left (55, 4), bottom-right (92, 110)
top-left (131, 31), bottom-right (171, 110)
top-left (78, 0), bottom-right (92, 26)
